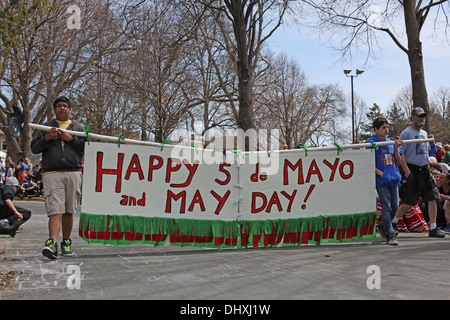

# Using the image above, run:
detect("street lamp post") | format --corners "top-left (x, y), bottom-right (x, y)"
top-left (344, 68), bottom-right (364, 144)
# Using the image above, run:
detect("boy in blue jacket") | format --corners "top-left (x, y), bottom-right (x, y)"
top-left (368, 118), bottom-right (403, 245)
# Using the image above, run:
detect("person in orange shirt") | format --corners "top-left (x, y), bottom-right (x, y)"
top-left (17, 159), bottom-right (27, 184)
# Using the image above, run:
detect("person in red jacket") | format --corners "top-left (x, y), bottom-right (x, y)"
top-left (436, 142), bottom-right (445, 163)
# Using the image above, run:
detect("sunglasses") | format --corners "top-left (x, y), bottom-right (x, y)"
top-left (415, 114), bottom-right (426, 118)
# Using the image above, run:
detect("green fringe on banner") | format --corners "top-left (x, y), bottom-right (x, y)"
top-left (79, 212), bottom-right (240, 248)
top-left (79, 211), bottom-right (377, 248)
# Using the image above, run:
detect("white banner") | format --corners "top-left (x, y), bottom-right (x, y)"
top-left (81, 142), bottom-right (375, 220)
top-left (240, 150), bottom-right (375, 220)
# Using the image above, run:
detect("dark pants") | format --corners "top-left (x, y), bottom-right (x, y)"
top-left (420, 200), bottom-right (448, 228)
top-left (399, 164), bottom-right (440, 205)
top-left (0, 205), bottom-right (31, 234)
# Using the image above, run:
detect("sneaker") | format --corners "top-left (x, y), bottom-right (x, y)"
top-left (61, 238), bottom-right (74, 257)
top-left (387, 229), bottom-right (398, 245)
top-left (387, 236), bottom-right (399, 245)
top-left (42, 238), bottom-right (58, 260)
top-left (429, 228), bottom-right (446, 238)
top-left (441, 225), bottom-right (450, 235)
top-left (0, 220), bottom-right (11, 235)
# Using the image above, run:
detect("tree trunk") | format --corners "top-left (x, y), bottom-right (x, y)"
top-left (3, 127), bottom-right (22, 163)
top-left (403, 0), bottom-right (431, 133)
top-left (228, 1), bottom-right (255, 150)
top-left (20, 78), bottom-right (32, 158)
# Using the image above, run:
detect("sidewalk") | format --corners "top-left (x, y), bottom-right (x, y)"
top-left (1, 200), bottom-right (450, 301)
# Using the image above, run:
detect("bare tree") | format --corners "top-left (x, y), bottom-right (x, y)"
top-left (257, 53), bottom-right (346, 147)
top-left (429, 86), bottom-right (450, 142)
top-left (301, 0), bottom-right (450, 133)
top-left (430, 86), bottom-right (450, 120)
top-left (200, 0), bottom-right (291, 149)
top-left (118, 0), bottom-right (199, 143)
top-left (70, 52), bottom-right (136, 137)
top-left (386, 102), bottom-right (409, 139)
top-left (181, 2), bottom-right (238, 140)
top-left (0, 0), bottom-right (118, 159)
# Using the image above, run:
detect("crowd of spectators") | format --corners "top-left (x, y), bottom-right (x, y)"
top-left (0, 156), bottom-right (43, 199)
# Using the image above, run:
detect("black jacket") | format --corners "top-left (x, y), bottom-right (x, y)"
top-left (9, 106), bottom-right (23, 123)
top-left (31, 119), bottom-right (85, 172)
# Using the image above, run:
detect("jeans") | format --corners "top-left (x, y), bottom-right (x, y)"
top-left (8, 117), bottom-right (22, 134)
top-left (376, 185), bottom-right (399, 236)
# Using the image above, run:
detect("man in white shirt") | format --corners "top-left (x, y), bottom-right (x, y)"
top-left (392, 107), bottom-right (445, 238)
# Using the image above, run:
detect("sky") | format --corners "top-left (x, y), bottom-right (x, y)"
top-left (267, 21), bottom-right (450, 115)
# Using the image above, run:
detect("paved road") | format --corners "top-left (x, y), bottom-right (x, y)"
top-left (1, 200), bottom-right (449, 304)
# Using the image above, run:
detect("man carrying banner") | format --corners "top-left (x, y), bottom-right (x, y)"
top-left (392, 107), bottom-right (445, 238)
top-left (368, 117), bottom-right (403, 245)
top-left (31, 96), bottom-right (86, 259)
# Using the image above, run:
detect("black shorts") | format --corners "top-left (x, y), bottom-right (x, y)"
top-left (399, 164), bottom-right (440, 206)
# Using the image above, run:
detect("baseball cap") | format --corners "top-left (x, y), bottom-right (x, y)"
top-left (5, 177), bottom-right (20, 187)
top-left (411, 107), bottom-right (427, 116)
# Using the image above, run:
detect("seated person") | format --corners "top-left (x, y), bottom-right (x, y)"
top-left (437, 173), bottom-right (450, 234)
top-left (0, 177), bottom-right (32, 237)
top-left (420, 167), bottom-right (449, 228)
top-left (17, 178), bottom-right (40, 199)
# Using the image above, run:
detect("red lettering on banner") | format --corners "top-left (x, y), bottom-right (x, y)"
top-left (306, 160), bottom-right (324, 183)
top-left (170, 160), bottom-right (199, 188)
top-left (323, 158), bottom-right (339, 181)
top-left (166, 158), bottom-right (182, 183)
top-left (251, 163), bottom-right (259, 182)
top-left (301, 184), bottom-right (315, 210)
top-left (266, 192), bottom-right (282, 212)
top-left (210, 190), bottom-right (231, 215)
top-left (283, 159), bottom-right (304, 185)
top-left (339, 160), bottom-right (354, 179)
top-left (124, 154), bottom-right (144, 181)
top-left (96, 151), bottom-right (124, 193)
top-left (250, 163), bottom-right (267, 182)
top-left (138, 193), bottom-right (146, 206)
top-left (188, 189), bottom-right (206, 212)
top-left (165, 189), bottom-right (230, 214)
top-left (280, 190), bottom-right (297, 212)
top-left (252, 191), bottom-right (297, 213)
top-left (165, 190), bottom-right (186, 214)
top-left (120, 192), bottom-right (146, 207)
top-left (251, 192), bottom-right (267, 213)
top-left (215, 163), bottom-right (231, 185)
top-left (283, 158), bottom-right (354, 185)
top-left (148, 155), bottom-right (163, 181)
